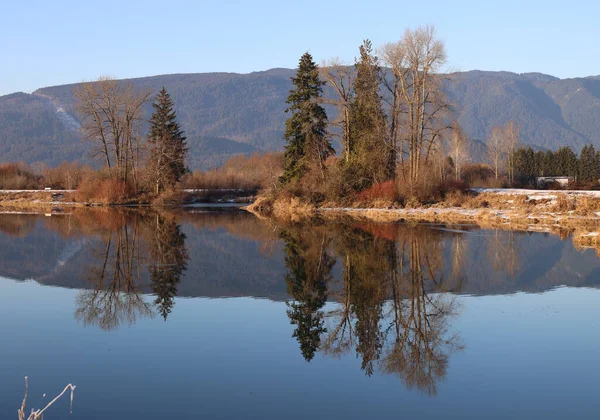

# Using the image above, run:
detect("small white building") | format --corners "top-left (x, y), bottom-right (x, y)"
top-left (536, 176), bottom-right (574, 188)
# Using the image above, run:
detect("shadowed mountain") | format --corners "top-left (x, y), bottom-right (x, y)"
top-left (1, 69), bottom-right (600, 169)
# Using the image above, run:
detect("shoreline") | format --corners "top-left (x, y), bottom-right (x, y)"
top-left (318, 206), bottom-right (599, 231)
top-left (0, 189), bottom-right (255, 210)
top-left (244, 188), bottom-right (600, 252)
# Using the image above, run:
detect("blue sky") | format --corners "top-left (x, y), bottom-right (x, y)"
top-left (1, 0), bottom-right (599, 96)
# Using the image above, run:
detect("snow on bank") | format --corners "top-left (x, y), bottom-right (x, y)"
top-left (0, 189), bottom-right (75, 193)
top-left (472, 188), bottom-right (600, 198)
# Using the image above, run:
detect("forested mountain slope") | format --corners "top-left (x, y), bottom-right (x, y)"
top-left (1, 69), bottom-right (599, 169)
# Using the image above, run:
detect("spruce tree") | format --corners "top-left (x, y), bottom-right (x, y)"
top-left (534, 150), bottom-right (545, 177)
top-left (147, 87), bottom-right (188, 194)
top-left (280, 53), bottom-right (332, 184)
top-left (579, 144), bottom-right (598, 182)
top-left (347, 40), bottom-right (388, 190)
top-left (543, 150), bottom-right (555, 176)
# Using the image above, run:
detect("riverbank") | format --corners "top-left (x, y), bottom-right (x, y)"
top-left (245, 188), bottom-right (600, 244)
top-left (0, 189), bottom-right (256, 210)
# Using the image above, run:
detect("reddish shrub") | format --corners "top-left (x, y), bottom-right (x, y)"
top-left (355, 223), bottom-right (400, 241)
top-left (355, 180), bottom-right (397, 204)
top-left (76, 175), bottom-right (133, 204)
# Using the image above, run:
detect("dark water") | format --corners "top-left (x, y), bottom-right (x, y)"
top-left (0, 209), bottom-right (599, 419)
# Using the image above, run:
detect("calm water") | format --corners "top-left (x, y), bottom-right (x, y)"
top-left (0, 209), bottom-right (599, 419)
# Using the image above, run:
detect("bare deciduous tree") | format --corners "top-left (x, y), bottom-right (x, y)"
top-left (449, 122), bottom-right (469, 180)
top-left (502, 120), bottom-right (520, 185)
top-left (74, 77), bottom-right (152, 185)
top-left (486, 121), bottom-right (520, 183)
top-left (380, 25), bottom-right (452, 186)
top-left (320, 58), bottom-right (354, 162)
top-left (486, 126), bottom-right (504, 180)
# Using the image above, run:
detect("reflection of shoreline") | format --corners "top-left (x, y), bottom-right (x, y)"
top-left (1, 210), bottom-right (600, 300)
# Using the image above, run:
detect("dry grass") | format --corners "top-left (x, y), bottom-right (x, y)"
top-left (18, 377), bottom-right (76, 420)
top-left (272, 196), bottom-right (316, 222)
top-left (75, 176), bottom-right (134, 204)
top-left (552, 194), bottom-right (576, 212)
top-left (246, 194), bottom-right (316, 222)
top-left (152, 189), bottom-right (190, 206)
top-left (574, 196), bottom-right (600, 216)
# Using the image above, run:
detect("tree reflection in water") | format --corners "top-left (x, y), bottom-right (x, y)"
top-left (281, 228), bottom-right (334, 362)
top-left (282, 223), bottom-right (464, 395)
top-left (149, 213), bottom-right (189, 320)
top-left (74, 211), bottom-right (188, 330)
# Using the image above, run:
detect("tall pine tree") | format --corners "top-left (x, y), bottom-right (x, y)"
top-left (579, 144), bottom-right (598, 183)
top-left (280, 53), bottom-right (333, 184)
top-left (147, 87), bottom-right (188, 194)
top-left (346, 40), bottom-right (389, 191)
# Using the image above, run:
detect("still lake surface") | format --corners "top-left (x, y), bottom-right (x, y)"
top-left (0, 208), bottom-right (599, 419)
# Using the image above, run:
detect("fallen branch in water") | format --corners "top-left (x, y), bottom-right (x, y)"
top-left (17, 377), bottom-right (76, 420)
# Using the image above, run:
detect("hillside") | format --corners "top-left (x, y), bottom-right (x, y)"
top-left (1, 69), bottom-right (600, 169)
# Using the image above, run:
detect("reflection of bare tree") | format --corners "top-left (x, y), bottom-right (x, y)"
top-left (75, 219), bottom-right (153, 331)
top-left (320, 225), bottom-right (463, 394)
top-left (74, 211), bottom-right (188, 330)
top-left (451, 235), bottom-right (467, 281)
top-left (383, 232), bottom-right (462, 395)
top-left (487, 229), bottom-right (520, 278)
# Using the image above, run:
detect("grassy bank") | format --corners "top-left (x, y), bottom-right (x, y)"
top-left (0, 189), bottom-right (256, 210)
top-left (246, 188), bottom-right (600, 230)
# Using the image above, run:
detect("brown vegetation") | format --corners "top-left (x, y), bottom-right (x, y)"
top-left (181, 152), bottom-right (283, 190)
top-left (74, 172), bottom-right (136, 204)
top-left (0, 163), bottom-right (40, 189)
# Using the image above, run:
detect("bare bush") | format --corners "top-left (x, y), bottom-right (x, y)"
top-left (0, 163), bottom-right (40, 189)
top-left (181, 152), bottom-right (283, 190)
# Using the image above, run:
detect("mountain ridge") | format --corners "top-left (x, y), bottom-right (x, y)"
top-left (1, 68), bottom-right (599, 169)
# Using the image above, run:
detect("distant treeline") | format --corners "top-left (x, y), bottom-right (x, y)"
top-left (513, 144), bottom-right (600, 185)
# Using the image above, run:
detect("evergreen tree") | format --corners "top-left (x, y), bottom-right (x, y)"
top-left (346, 40), bottom-right (389, 190)
top-left (280, 53), bottom-right (332, 184)
top-left (147, 87), bottom-right (188, 194)
top-left (534, 150), bottom-right (545, 177)
top-left (514, 147), bottom-right (535, 183)
top-left (554, 147), bottom-right (578, 177)
top-left (579, 144), bottom-right (598, 183)
top-left (543, 150), bottom-right (555, 176)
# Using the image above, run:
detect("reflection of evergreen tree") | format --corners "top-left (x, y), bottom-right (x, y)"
top-left (281, 229), bottom-right (333, 361)
top-left (339, 228), bottom-right (391, 375)
top-left (149, 214), bottom-right (189, 321)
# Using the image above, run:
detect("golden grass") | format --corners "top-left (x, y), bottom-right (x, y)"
top-left (246, 195), bottom-right (316, 222)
